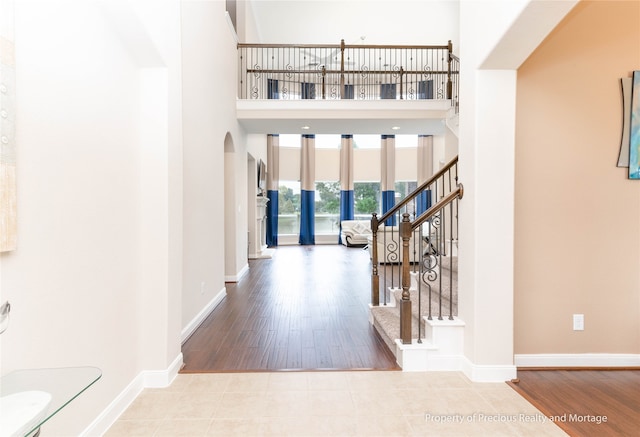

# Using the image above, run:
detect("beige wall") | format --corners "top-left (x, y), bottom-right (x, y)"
top-left (515, 1), bottom-right (640, 354)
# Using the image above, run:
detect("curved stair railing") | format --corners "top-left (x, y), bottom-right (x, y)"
top-left (371, 156), bottom-right (462, 344)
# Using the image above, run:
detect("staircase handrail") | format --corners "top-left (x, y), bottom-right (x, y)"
top-left (410, 183), bottom-right (464, 232)
top-left (376, 155), bottom-right (459, 227)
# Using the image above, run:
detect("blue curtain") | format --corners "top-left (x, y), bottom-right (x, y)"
top-left (268, 79), bottom-right (279, 99)
top-left (299, 134), bottom-right (315, 245)
top-left (340, 191), bottom-right (354, 221)
top-left (301, 82), bottom-right (316, 99)
top-left (416, 189), bottom-right (432, 216)
top-left (343, 84), bottom-right (354, 99)
top-left (266, 134), bottom-right (279, 246)
top-left (266, 190), bottom-right (279, 246)
top-left (381, 190), bottom-right (396, 226)
top-left (338, 135), bottom-right (354, 244)
top-left (299, 190), bottom-right (315, 245)
top-left (418, 80), bottom-right (433, 99)
top-left (380, 84), bottom-right (396, 99)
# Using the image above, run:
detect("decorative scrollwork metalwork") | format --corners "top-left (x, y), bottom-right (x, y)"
top-left (251, 86), bottom-right (259, 99)
top-left (384, 239), bottom-right (399, 263)
top-left (431, 213), bottom-right (442, 229)
top-left (359, 65), bottom-right (369, 79)
top-left (252, 64), bottom-right (262, 79)
top-left (392, 65), bottom-right (401, 79)
top-left (420, 214), bottom-right (441, 285)
top-left (421, 253), bottom-right (439, 283)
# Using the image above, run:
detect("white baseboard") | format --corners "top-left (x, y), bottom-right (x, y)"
top-left (80, 352), bottom-right (183, 437)
top-left (460, 356), bottom-right (517, 382)
top-left (514, 353), bottom-right (640, 368)
top-left (143, 353), bottom-right (183, 388)
top-left (181, 287), bottom-right (227, 344)
top-left (225, 263), bottom-right (249, 283)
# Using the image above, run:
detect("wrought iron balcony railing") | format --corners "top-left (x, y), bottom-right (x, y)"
top-left (238, 40), bottom-right (459, 111)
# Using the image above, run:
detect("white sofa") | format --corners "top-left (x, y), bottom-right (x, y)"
top-left (340, 220), bottom-right (372, 247)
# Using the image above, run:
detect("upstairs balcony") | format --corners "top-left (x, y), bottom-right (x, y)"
top-left (237, 40), bottom-right (459, 134)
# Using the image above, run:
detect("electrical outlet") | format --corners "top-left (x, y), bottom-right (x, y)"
top-left (573, 314), bottom-right (584, 331)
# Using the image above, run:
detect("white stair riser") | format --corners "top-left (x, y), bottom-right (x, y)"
top-left (393, 317), bottom-right (465, 372)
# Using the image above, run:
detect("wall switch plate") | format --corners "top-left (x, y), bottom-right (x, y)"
top-left (573, 314), bottom-right (584, 331)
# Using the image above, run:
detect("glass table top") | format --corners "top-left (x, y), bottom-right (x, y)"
top-left (0, 366), bottom-right (101, 437)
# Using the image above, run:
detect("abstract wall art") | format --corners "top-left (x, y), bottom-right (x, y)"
top-left (617, 77), bottom-right (631, 168)
top-left (629, 71), bottom-right (640, 179)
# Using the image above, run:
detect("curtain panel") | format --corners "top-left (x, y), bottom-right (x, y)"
top-left (343, 84), bottom-right (354, 99)
top-left (339, 135), bottom-right (354, 244)
top-left (381, 135), bottom-right (396, 225)
top-left (268, 78), bottom-right (279, 99)
top-left (380, 84), bottom-right (397, 100)
top-left (418, 80), bottom-right (434, 99)
top-left (299, 134), bottom-right (315, 245)
top-left (416, 135), bottom-right (434, 215)
top-left (301, 82), bottom-right (316, 100)
top-left (266, 134), bottom-right (279, 247)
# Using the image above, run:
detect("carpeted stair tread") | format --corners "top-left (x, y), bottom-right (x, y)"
top-left (371, 304), bottom-right (424, 356)
top-left (392, 287), bottom-right (457, 320)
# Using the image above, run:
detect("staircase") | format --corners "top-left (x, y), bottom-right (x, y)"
top-left (369, 156), bottom-right (464, 371)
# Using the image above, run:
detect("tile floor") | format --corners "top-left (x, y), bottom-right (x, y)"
top-left (105, 371), bottom-right (567, 436)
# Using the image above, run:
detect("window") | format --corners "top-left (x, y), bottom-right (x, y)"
top-left (395, 180), bottom-right (418, 217)
top-left (395, 135), bottom-right (418, 148)
top-left (315, 135), bottom-right (340, 149)
top-left (278, 181), bottom-right (300, 235)
top-left (353, 134), bottom-right (380, 149)
top-left (315, 181), bottom-right (340, 235)
top-left (354, 182), bottom-right (380, 220)
top-left (279, 134), bottom-right (301, 148)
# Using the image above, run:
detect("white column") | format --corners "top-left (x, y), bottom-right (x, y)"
top-left (457, 0), bottom-right (577, 381)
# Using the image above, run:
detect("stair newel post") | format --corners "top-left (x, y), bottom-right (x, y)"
top-left (371, 213), bottom-right (380, 306)
top-left (400, 213), bottom-right (412, 344)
